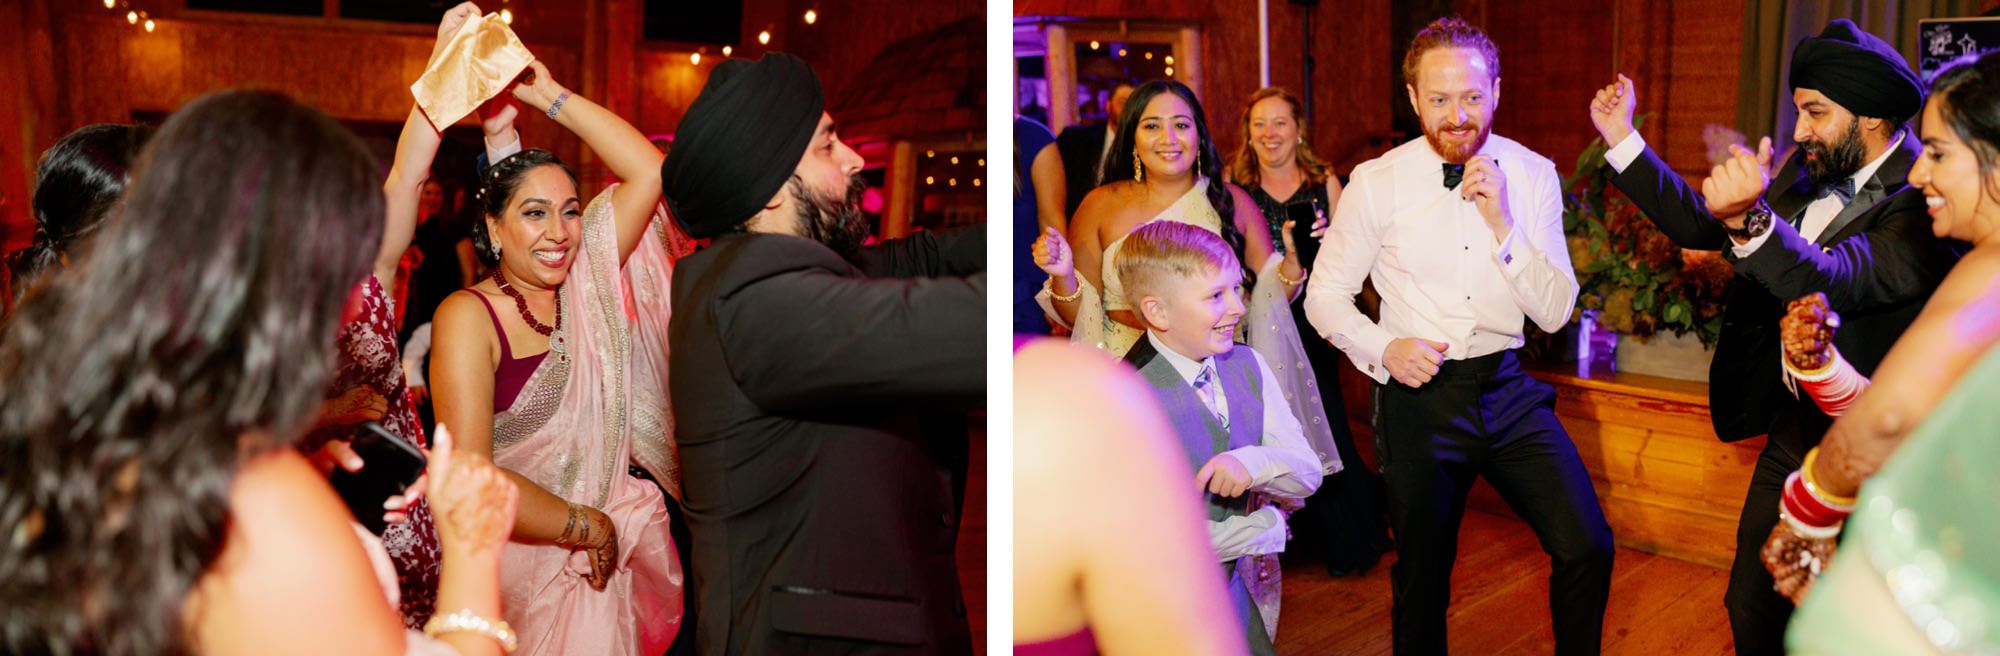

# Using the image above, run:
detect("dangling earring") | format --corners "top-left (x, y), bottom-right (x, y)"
top-left (1133, 151), bottom-right (1145, 183)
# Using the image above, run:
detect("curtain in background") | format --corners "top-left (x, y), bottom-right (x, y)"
top-left (1736, 0), bottom-right (1981, 154)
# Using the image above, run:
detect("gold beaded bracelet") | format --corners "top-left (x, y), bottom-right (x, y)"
top-left (424, 609), bottom-right (518, 653)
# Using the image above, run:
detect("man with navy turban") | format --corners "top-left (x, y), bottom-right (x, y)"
top-left (663, 53), bottom-right (986, 654)
top-left (1586, 19), bottom-right (1962, 654)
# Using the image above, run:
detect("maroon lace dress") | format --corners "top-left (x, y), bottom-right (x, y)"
top-left (306, 275), bottom-right (442, 629)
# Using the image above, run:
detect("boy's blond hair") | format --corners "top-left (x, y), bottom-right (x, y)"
top-left (1114, 221), bottom-right (1242, 304)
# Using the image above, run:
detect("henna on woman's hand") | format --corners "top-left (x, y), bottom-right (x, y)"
top-left (1760, 520), bottom-right (1836, 604)
top-left (1782, 292), bottom-right (1840, 371)
top-left (583, 508), bottom-right (619, 591)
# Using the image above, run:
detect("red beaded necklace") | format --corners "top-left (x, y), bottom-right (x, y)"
top-left (491, 266), bottom-right (561, 337)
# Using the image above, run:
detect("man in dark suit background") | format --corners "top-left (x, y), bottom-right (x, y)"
top-left (660, 53), bottom-right (986, 654)
top-left (1587, 19), bottom-right (1963, 654)
top-left (1056, 81), bottom-right (1135, 217)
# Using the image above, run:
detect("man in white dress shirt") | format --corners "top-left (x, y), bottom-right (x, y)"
top-left (1304, 17), bottom-right (1613, 656)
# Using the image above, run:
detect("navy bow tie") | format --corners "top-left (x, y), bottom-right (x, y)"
top-left (1817, 178), bottom-right (1856, 205)
top-left (1442, 163), bottom-right (1465, 190)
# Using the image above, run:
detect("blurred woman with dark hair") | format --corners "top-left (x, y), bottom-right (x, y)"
top-left (4, 123), bottom-right (149, 309)
top-left (0, 87), bottom-right (518, 656)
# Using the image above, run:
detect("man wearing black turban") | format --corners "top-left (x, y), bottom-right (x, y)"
top-left (661, 53), bottom-right (986, 654)
top-left (1586, 18), bottom-right (1963, 654)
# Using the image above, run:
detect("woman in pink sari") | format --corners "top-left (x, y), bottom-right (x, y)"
top-left (430, 57), bottom-right (683, 654)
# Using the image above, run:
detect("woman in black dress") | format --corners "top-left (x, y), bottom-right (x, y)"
top-left (1227, 86), bottom-right (1391, 576)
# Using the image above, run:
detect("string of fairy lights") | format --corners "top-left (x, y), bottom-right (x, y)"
top-left (1086, 39), bottom-right (1175, 77)
top-left (101, 0), bottom-right (155, 32)
top-left (922, 150), bottom-right (983, 190)
top-left (692, 6), bottom-right (817, 66)
top-left (96, 0), bottom-right (515, 32)
top-left (98, 2), bottom-right (822, 69)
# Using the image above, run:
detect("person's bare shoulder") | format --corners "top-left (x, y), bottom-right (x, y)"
top-left (1016, 339), bottom-right (1175, 480)
top-left (1075, 182), bottom-right (1151, 239)
top-left (192, 449), bottom-right (404, 655)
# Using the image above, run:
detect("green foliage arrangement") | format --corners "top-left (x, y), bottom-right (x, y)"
top-left (1560, 126), bottom-right (1733, 348)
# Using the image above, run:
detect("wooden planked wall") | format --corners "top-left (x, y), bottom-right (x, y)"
top-left (1014, 0), bottom-right (1743, 181)
top-left (1015, 0), bottom-right (1393, 180)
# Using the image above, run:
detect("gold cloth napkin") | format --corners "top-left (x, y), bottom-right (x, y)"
top-left (410, 13), bottom-right (534, 131)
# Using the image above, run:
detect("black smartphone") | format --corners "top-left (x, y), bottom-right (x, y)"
top-left (329, 421), bottom-right (429, 536)
top-left (1287, 200), bottom-right (1322, 273)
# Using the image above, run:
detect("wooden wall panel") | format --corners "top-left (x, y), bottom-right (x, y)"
top-left (756, 0), bottom-right (985, 107)
top-left (1483, 0), bottom-right (1615, 173)
top-left (0, 0), bottom-right (59, 299)
top-left (1011, 0), bottom-right (1736, 180)
top-left (1013, 0), bottom-right (1394, 178)
top-left (0, 4), bottom-right (593, 278)
top-left (1013, 0), bottom-right (1211, 21)
top-left (636, 49), bottom-right (715, 139)
top-left (1660, 3), bottom-right (1746, 175)
top-left (1476, 0), bottom-right (1742, 178)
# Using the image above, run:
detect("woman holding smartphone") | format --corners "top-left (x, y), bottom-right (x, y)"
top-left (1225, 87), bottom-right (1390, 578)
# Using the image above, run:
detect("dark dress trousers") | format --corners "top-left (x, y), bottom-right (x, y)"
top-left (1611, 137), bottom-right (1962, 655)
top-left (670, 226), bottom-right (986, 654)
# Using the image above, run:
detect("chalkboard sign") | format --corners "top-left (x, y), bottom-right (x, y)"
top-left (1919, 17), bottom-right (2000, 80)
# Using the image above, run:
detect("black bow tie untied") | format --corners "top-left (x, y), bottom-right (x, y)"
top-left (1442, 163), bottom-right (1465, 190)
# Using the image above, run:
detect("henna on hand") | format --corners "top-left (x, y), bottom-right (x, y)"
top-left (1760, 520), bottom-right (1835, 604)
top-left (1782, 292), bottom-right (1839, 371)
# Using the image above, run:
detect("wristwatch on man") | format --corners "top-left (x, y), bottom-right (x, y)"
top-left (1726, 200), bottom-right (1776, 243)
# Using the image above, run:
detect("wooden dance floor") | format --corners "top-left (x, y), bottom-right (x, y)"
top-left (1274, 509), bottom-right (1735, 655)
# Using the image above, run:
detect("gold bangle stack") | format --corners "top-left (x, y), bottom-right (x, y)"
top-left (1801, 447), bottom-right (1858, 508)
top-left (424, 609), bottom-right (518, 653)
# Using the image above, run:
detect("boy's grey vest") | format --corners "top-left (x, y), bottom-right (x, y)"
top-left (1123, 337), bottom-right (1264, 522)
top-left (1123, 337), bottom-right (1279, 656)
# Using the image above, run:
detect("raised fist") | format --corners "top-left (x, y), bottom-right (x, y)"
top-left (1781, 292), bottom-right (1839, 371)
top-left (1588, 74), bottom-right (1637, 148)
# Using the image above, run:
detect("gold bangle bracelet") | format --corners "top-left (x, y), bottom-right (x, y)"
top-left (424, 609), bottom-right (518, 653)
top-left (1801, 448), bottom-right (1858, 508)
top-left (1047, 278), bottom-right (1082, 303)
top-left (1274, 266), bottom-right (1307, 287)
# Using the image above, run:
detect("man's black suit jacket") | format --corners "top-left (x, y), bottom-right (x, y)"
top-left (669, 227), bottom-right (986, 654)
top-left (1612, 136), bottom-right (1963, 453)
top-left (1056, 122), bottom-right (1111, 217)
